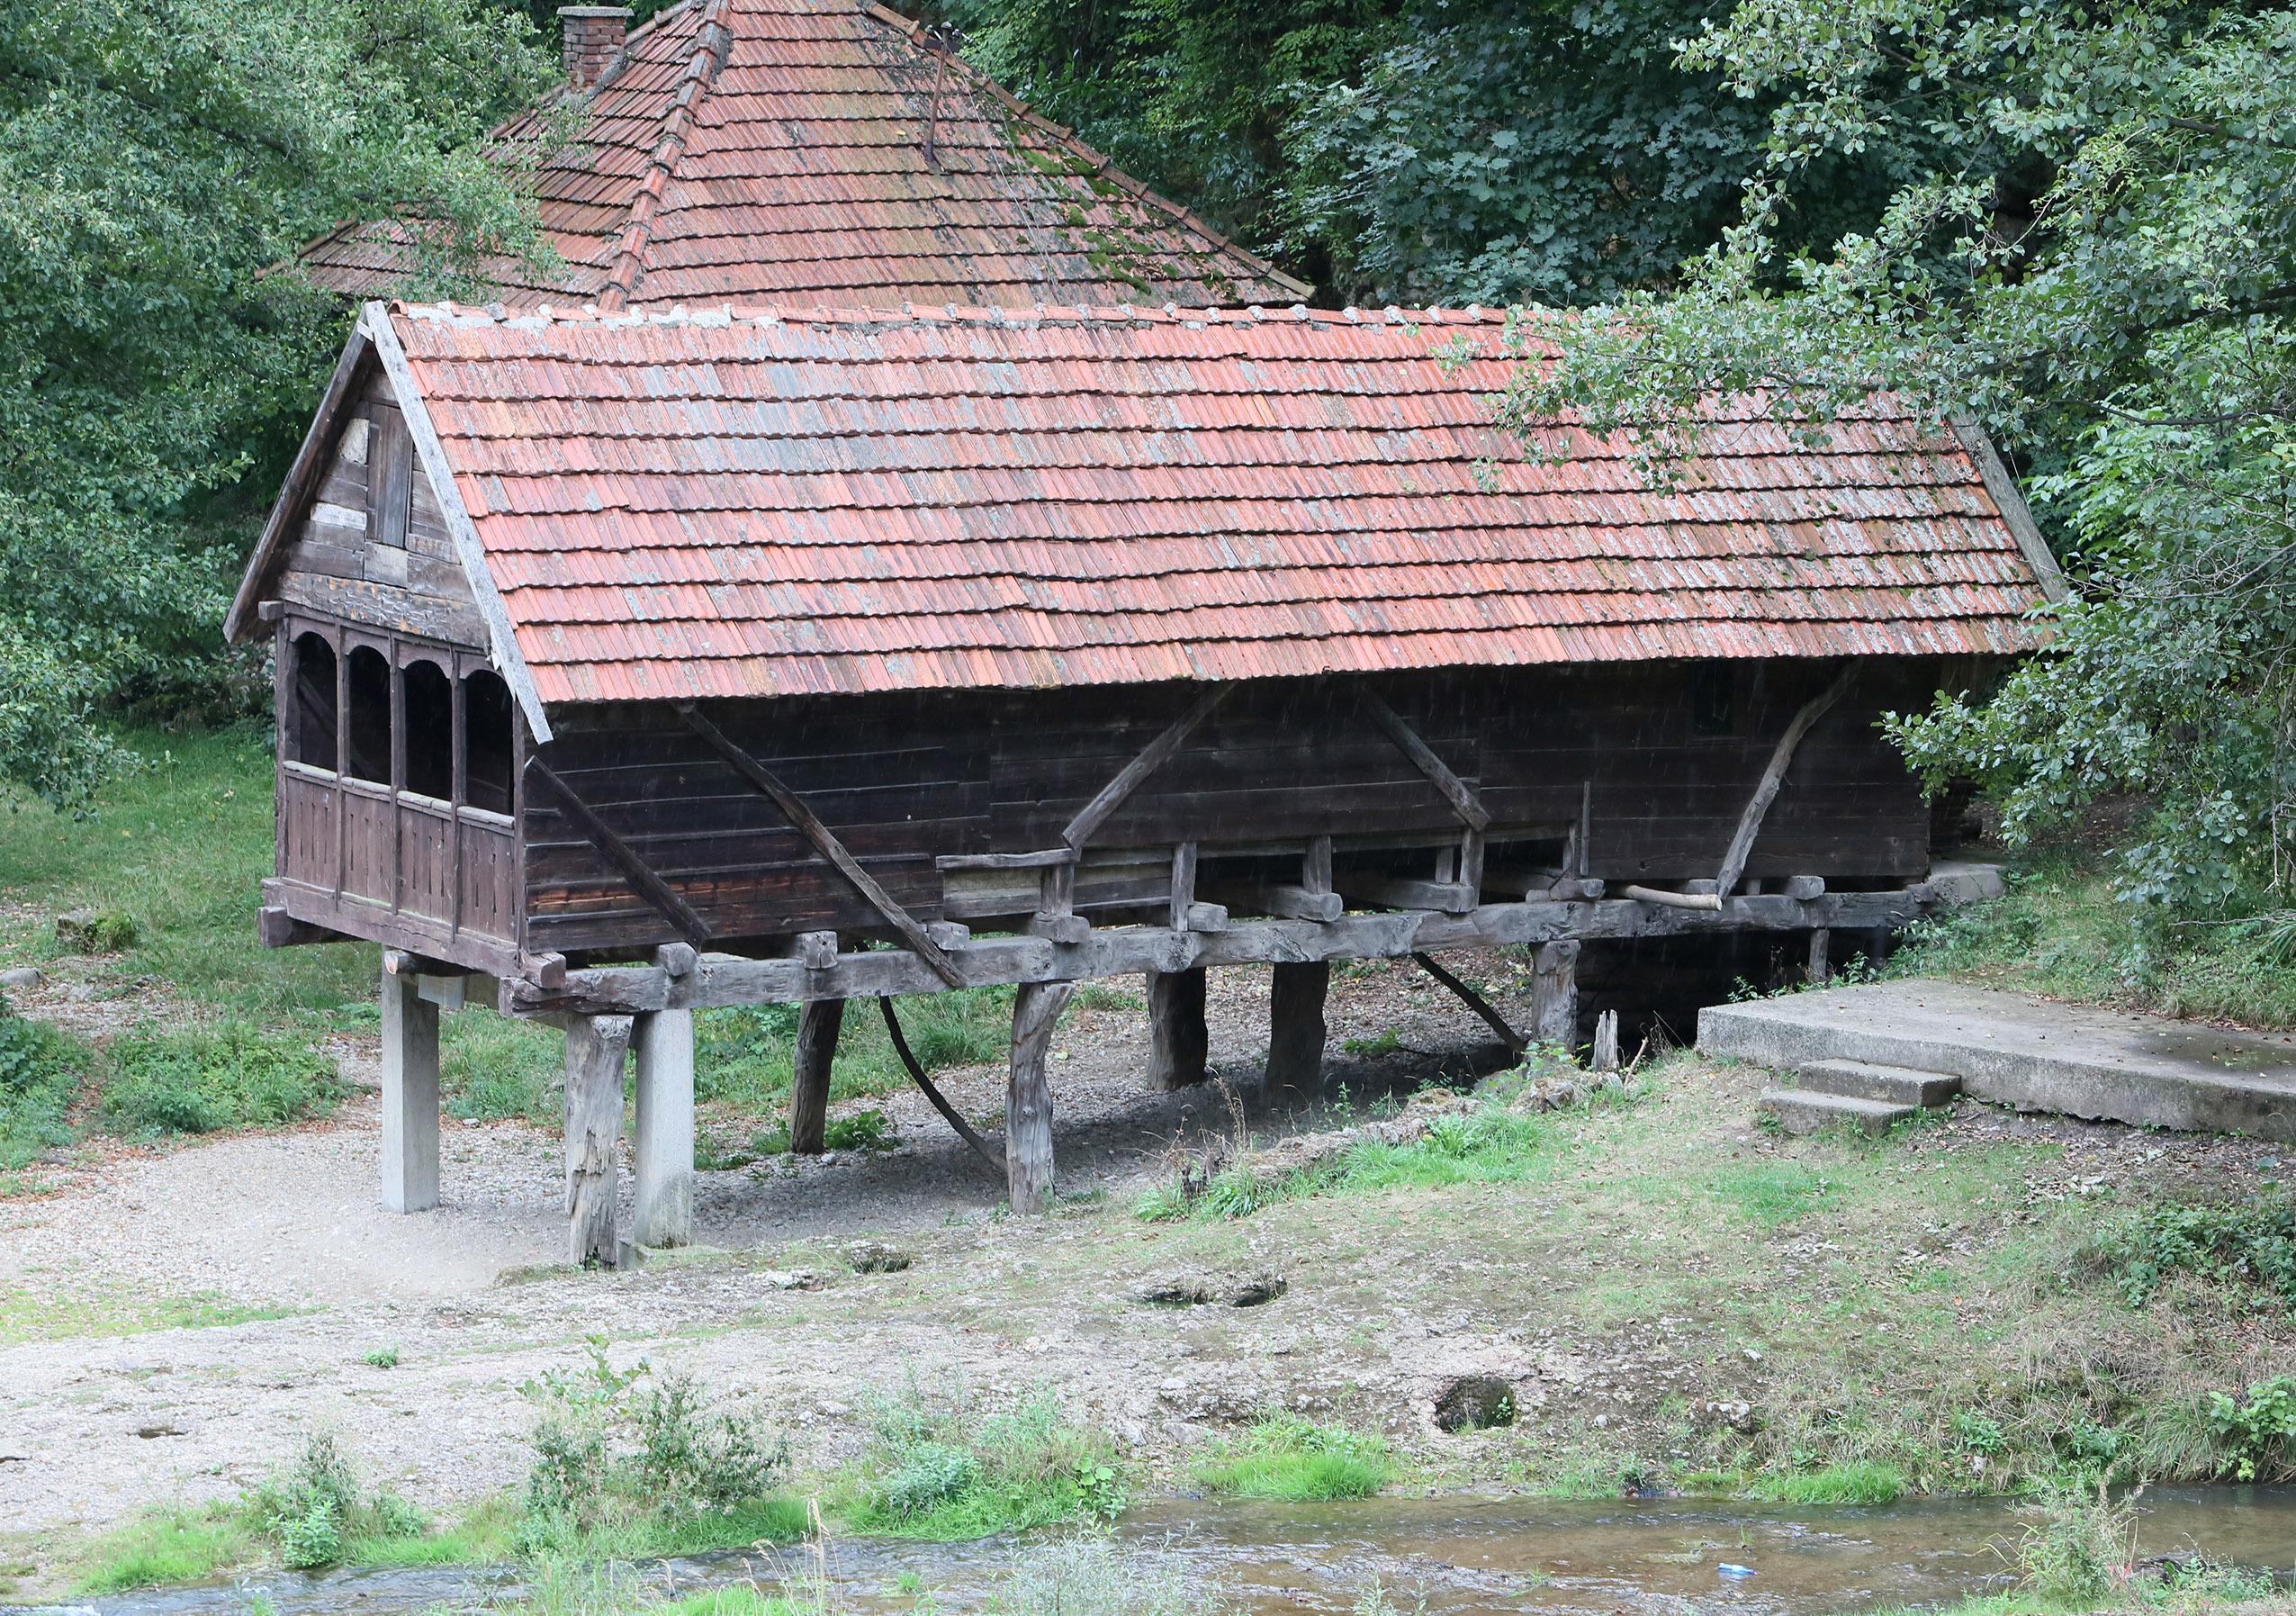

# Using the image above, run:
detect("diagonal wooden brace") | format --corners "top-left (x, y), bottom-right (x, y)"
top-left (679, 702), bottom-right (964, 987)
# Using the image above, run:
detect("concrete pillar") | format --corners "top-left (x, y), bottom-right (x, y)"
top-left (380, 968), bottom-right (440, 1213)
top-left (632, 1008), bottom-right (695, 1248)
top-left (1264, 960), bottom-right (1329, 1097)
top-left (1145, 967), bottom-right (1208, 1090)
top-left (564, 1014), bottom-right (633, 1268)
top-left (789, 998), bottom-right (843, 1154)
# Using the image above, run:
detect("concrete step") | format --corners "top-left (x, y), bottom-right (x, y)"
top-left (1760, 1088), bottom-right (1919, 1136)
top-left (1699, 980), bottom-right (2296, 1142)
top-left (1794, 1058), bottom-right (1960, 1107)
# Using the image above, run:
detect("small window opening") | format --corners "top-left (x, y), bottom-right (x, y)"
top-left (402, 660), bottom-right (454, 800)
top-left (288, 633), bottom-right (338, 769)
top-left (463, 670), bottom-right (514, 816)
top-left (1688, 661), bottom-right (1735, 736)
top-left (345, 646), bottom-right (393, 784)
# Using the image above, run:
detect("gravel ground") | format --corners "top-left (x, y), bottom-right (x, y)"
top-left (0, 952), bottom-right (1536, 1540)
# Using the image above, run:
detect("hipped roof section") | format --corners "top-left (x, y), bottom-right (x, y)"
top-left (231, 298), bottom-right (2057, 712)
top-left (296, 0), bottom-right (1305, 311)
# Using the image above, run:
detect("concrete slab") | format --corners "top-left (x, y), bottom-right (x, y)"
top-left (1701, 978), bottom-right (2296, 1142)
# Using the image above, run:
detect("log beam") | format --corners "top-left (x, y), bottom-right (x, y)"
top-left (1007, 980), bottom-right (1073, 1213)
top-left (789, 998), bottom-right (844, 1155)
top-left (564, 1015), bottom-right (634, 1267)
top-left (1532, 941), bottom-right (1580, 1049)
top-left (1265, 960), bottom-right (1329, 1096)
top-left (1146, 967), bottom-right (1209, 1090)
top-left (505, 881), bottom-right (1971, 1016)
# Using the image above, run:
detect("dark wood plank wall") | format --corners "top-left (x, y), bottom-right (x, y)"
top-left (271, 370), bottom-right (488, 646)
top-left (522, 660), bottom-right (1939, 959)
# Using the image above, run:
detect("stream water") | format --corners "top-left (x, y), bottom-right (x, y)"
top-left (29, 1487), bottom-right (2296, 1616)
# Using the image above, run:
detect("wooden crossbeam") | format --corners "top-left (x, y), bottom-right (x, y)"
top-left (1714, 664), bottom-right (1856, 899)
top-left (525, 759), bottom-right (710, 946)
top-left (679, 703), bottom-right (964, 987)
top-left (1358, 689), bottom-right (1491, 832)
top-left (1061, 682), bottom-right (1234, 853)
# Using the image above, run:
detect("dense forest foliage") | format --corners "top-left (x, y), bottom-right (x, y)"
top-left (3, 0), bottom-right (2290, 941)
top-left (0, 0), bottom-right (554, 806)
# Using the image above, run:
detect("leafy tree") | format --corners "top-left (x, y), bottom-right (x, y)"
top-left (0, 0), bottom-right (557, 808)
top-left (1511, 2), bottom-right (2296, 916)
top-left (933, 0), bottom-right (1900, 305)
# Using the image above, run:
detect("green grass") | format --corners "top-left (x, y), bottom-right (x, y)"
top-left (697, 989), bottom-right (1017, 1115)
top-left (71, 1503), bottom-right (260, 1593)
top-left (1893, 852), bottom-right (2296, 1028)
top-left (0, 1280), bottom-right (300, 1344)
top-left (836, 1382), bottom-right (1125, 1539)
top-left (1744, 1460), bottom-right (1909, 1505)
top-left (102, 1020), bottom-right (340, 1135)
top-left (1710, 1161), bottom-right (1838, 1226)
top-left (1190, 1411), bottom-right (1392, 1501)
top-left (0, 726), bottom-right (374, 1018)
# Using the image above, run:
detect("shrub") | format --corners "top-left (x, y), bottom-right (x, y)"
top-left (519, 1341), bottom-right (789, 1544)
top-left (1191, 1411), bottom-right (1392, 1502)
top-left (995, 1538), bottom-right (1231, 1616)
top-left (2083, 1196), bottom-right (2296, 1311)
top-left (843, 1377), bottom-right (1126, 1539)
top-left (102, 1022), bottom-right (338, 1135)
top-left (247, 1431), bottom-right (425, 1571)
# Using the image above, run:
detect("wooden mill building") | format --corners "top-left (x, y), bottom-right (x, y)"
top-left (231, 0), bottom-right (2059, 1261)
top-left (227, 293), bottom-right (2059, 1263)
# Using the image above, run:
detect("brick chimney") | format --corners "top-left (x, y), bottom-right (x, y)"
top-left (559, 5), bottom-right (632, 88)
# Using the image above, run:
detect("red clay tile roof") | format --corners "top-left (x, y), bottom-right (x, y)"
top-left (299, 0), bottom-right (1301, 309)
top-left (383, 300), bottom-right (2054, 708)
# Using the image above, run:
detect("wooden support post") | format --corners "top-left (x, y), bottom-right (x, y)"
top-left (1007, 980), bottom-right (1074, 1213)
top-left (1532, 940), bottom-right (1580, 1051)
top-left (789, 998), bottom-right (844, 1155)
top-left (380, 967), bottom-right (440, 1214)
top-left (563, 1014), bottom-right (633, 1268)
top-left (1265, 960), bottom-right (1329, 1097)
top-left (631, 1008), bottom-right (695, 1249)
top-left (1145, 967), bottom-right (1209, 1090)
top-left (1807, 927), bottom-right (1832, 987)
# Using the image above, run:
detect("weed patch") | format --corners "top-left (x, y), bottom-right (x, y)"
top-left (838, 1377), bottom-right (1125, 1539)
top-left (0, 998), bottom-right (90, 1174)
top-left (1191, 1410), bottom-right (1391, 1501)
top-left (1711, 1162), bottom-right (1838, 1227)
top-left (2208, 1377), bottom-right (2296, 1481)
top-left (102, 1022), bottom-right (338, 1135)
top-left (2083, 1197), bottom-right (2296, 1312)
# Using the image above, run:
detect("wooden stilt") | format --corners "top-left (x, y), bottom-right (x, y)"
top-left (632, 1008), bottom-right (695, 1248)
top-left (1264, 960), bottom-right (1329, 1096)
top-left (1532, 940), bottom-right (1580, 1050)
top-left (564, 1014), bottom-right (633, 1268)
top-left (789, 997), bottom-right (843, 1154)
top-left (1007, 980), bottom-right (1073, 1213)
top-left (1145, 967), bottom-right (1209, 1090)
top-left (1807, 927), bottom-right (1832, 986)
top-left (380, 967), bottom-right (440, 1213)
